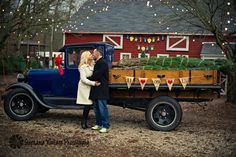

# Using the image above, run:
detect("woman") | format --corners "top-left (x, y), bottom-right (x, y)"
top-left (76, 51), bottom-right (100, 129)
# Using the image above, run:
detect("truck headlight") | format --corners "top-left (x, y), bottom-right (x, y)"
top-left (17, 73), bottom-right (25, 82)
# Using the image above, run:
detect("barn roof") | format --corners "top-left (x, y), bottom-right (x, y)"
top-left (63, 0), bottom-right (236, 35)
top-left (200, 43), bottom-right (236, 58)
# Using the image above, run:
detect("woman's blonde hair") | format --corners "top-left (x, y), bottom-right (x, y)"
top-left (79, 51), bottom-right (92, 67)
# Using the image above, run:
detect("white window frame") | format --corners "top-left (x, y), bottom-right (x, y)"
top-left (176, 54), bottom-right (189, 58)
top-left (120, 52), bottom-right (131, 60)
top-left (138, 53), bottom-right (150, 58)
top-left (103, 35), bottom-right (123, 49)
top-left (157, 54), bottom-right (169, 58)
top-left (166, 36), bottom-right (189, 51)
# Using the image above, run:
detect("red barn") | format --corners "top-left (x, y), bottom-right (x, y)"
top-left (63, 0), bottom-right (236, 61)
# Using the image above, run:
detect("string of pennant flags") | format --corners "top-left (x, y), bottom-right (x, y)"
top-left (124, 76), bottom-right (196, 91)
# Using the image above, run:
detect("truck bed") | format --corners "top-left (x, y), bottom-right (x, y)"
top-left (108, 69), bottom-right (221, 102)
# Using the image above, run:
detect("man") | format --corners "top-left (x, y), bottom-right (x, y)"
top-left (88, 48), bottom-right (110, 133)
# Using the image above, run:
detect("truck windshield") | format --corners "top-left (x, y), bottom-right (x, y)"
top-left (53, 52), bottom-right (65, 68)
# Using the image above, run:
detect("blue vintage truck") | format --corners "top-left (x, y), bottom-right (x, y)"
top-left (1, 42), bottom-right (221, 131)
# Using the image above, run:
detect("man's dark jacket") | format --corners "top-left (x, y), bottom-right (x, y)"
top-left (88, 58), bottom-right (109, 100)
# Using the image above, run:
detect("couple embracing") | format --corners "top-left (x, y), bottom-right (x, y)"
top-left (76, 49), bottom-right (110, 133)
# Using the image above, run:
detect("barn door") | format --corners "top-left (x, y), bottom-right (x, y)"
top-left (166, 36), bottom-right (189, 51)
top-left (103, 35), bottom-right (123, 49)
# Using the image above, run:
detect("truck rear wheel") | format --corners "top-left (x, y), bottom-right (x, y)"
top-left (145, 96), bottom-right (182, 131)
top-left (4, 88), bottom-right (38, 121)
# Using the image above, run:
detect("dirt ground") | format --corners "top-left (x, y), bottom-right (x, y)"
top-left (0, 74), bottom-right (236, 157)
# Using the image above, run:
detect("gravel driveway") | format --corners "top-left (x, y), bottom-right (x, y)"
top-left (0, 74), bottom-right (236, 157)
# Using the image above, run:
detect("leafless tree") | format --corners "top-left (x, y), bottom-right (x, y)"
top-left (0, 0), bottom-right (84, 56)
top-left (156, 0), bottom-right (236, 102)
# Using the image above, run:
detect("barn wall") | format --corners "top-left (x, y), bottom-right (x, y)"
top-left (64, 32), bottom-right (235, 61)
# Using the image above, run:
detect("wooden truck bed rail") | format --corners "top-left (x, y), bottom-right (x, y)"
top-left (108, 69), bottom-right (221, 102)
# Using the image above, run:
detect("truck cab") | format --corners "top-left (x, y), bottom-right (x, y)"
top-left (2, 42), bottom-right (114, 118)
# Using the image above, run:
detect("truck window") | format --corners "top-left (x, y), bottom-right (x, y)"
top-left (68, 49), bottom-right (79, 68)
top-left (67, 47), bottom-right (95, 69)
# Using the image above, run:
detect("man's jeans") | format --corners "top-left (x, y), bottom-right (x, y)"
top-left (93, 99), bottom-right (110, 129)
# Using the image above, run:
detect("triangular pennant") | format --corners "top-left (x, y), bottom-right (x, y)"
top-left (166, 78), bottom-right (175, 91)
top-left (139, 78), bottom-right (148, 90)
top-left (152, 78), bottom-right (161, 91)
top-left (179, 77), bottom-right (189, 89)
top-left (125, 76), bottom-right (134, 89)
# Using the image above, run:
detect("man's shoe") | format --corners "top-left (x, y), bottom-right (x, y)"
top-left (99, 128), bottom-right (109, 133)
top-left (91, 125), bottom-right (102, 130)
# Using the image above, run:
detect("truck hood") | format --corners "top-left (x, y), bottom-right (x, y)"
top-left (27, 68), bottom-right (64, 96)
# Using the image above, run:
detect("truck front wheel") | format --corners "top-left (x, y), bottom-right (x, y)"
top-left (145, 96), bottom-right (182, 131)
top-left (4, 88), bottom-right (38, 121)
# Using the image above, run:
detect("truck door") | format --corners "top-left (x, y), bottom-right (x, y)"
top-left (64, 46), bottom-right (95, 98)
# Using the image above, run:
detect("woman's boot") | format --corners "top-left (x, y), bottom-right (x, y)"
top-left (81, 106), bottom-right (90, 129)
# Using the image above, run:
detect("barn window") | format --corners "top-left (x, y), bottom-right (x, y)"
top-left (120, 52), bottom-right (131, 60)
top-left (166, 36), bottom-right (189, 51)
top-left (176, 54), bottom-right (189, 58)
top-left (157, 54), bottom-right (169, 58)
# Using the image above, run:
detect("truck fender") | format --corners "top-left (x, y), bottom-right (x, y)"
top-left (5, 83), bottom-right (53, 109)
